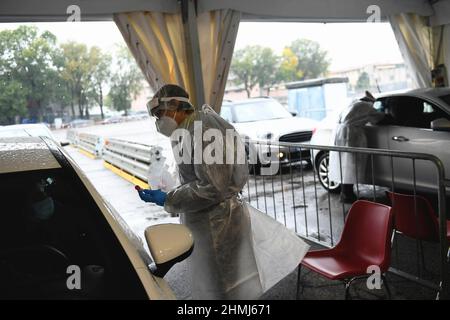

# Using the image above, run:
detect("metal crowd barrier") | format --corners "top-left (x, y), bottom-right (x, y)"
top-left (243, 139), bottom-right (449, 300)
top-left (103, 138), bottom-right (163, 183)
top-left (66, 129), bottom-right (78, 145)
top-left (76, 132), bottom-right (104, 158)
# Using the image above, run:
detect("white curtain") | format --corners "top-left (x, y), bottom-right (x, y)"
top-left (114, 9), bottom-right (240, 112)
top-left (389, 13), bottom-right (433, 88)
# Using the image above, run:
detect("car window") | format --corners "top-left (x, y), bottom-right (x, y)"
top-left (0, 168), bottom-right (147, 299)
top-left (380, 96), bottom-right (450, 129)
top-left (232, 100), bottom-right (293, 123)
top-left (439, 94), bottom-right (450, 106)
top-left (220, 106), bottom-right (233, 122)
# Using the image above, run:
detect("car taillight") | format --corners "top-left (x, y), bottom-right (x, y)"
top-left (312, 127), bottom-right (317, 136)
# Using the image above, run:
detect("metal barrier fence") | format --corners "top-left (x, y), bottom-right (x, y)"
top-left (103, 138), bottom-right (153, 182)
top-left (243, 140), bottom-right (449, 299)
top-left (77, 132), bottom-right (104, 158)
top-left (66, 129), bottom-right (78, 145)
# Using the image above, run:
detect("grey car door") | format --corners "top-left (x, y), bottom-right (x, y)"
top-left (359, 99), bottom-right (393, 187)
top-left (386, 96), bottom-right (450, 193)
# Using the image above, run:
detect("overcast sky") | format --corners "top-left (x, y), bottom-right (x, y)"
top-left (0, 21), bottom-right (404, 71)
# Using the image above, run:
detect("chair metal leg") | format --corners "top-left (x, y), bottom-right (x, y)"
top-left (344, 278), bottom-right (356, 300)
top-left (419, 240), bottom-right (427, 273)
top-left (381, 274), bottom-right (392, 300)
top-left (296, 265), bottom-right (302, 299)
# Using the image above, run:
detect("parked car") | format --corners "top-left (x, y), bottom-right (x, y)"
top-left (69, 119), bottom-right (95, 128)
top-left (0, 123), bottom-right (70, 146)
top-left (310, 88), bottom-right (450, 194)
top-left (0, 136), bottom-right (193, 299)
top-left (220, 97), bottom-right (318, 172)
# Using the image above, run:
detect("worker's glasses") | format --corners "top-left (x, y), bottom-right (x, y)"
top-left (147, 96), bottom-right (191, 118)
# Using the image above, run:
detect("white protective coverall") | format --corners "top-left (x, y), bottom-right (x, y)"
top-left (328, 98), bottom-right (384, 184)
top-left (164, 106), bottom-right (309, 299)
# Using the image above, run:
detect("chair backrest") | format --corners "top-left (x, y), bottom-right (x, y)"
top-left (386, 191), bottom-right (439, 242)
top-left (336, 200), bottom-right (394, 272)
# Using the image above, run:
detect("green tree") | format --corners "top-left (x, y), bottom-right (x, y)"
top-left (0, 79), bottom-right (28, 124)
top-left (230, 46), bottom-right (280, 97)
top-left (0, 26), bottom-right (60, 122)
top-left (279, 47), bottom-right (303, 82)
top-left (283, 39), bottom-right (330, 81)
top-left (86, 47), bottom-right (111, 119)
top-left (356, 71), bottom-right (371, 91)
top-left (59, 42), bottom-right (91, 118)
top-left (108, 46), bottom-right (143, 116)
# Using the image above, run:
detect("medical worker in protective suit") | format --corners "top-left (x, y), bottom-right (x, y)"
top-left (328, 91), bottom-right (385, 203)
top-left (138, 84), bottom-right (308, 300)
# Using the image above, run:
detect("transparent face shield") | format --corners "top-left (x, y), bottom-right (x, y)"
top-left (146, 96), bottom-right (192, 119)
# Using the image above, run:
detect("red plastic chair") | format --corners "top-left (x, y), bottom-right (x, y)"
top-left (386, 191), bottom-right (449, 243)
top-left (297, 200), bottom-right (394, 299)
top-left (386, 191), bottom-right (450, 271)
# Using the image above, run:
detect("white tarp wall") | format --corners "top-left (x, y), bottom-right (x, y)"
top-left (114, 7), bottom-right (240, 111)
top-left (389, 11), bottom-right (450, 88)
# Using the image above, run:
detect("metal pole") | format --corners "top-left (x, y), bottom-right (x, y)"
top-left (181, 0), bottom-right (205, 107)
top-left (312, 154), bottom-right (321, 243)
top-left (279, 149), bottom-right (287, 227)
top-left (289, 146), bottom-right (298, 233)
top-left (371, 154), bottom-right (376, 202)
top-left (437, 167), bottom-right (449, 299)
top-left (412, 159), bottom-right (422, 277)
top-left (300, 148), bottom-right (308, 237)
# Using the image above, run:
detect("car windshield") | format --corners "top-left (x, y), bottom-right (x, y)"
top-left (232, 100), bottom-right (293, 123)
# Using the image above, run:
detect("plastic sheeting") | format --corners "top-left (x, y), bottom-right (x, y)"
top-left (114, 9), bottom-right (240, 112)
top-left (147, 146), bottom-right (180, 191)
top-left (389, 13), bottom-right (450, 88)
top-left (248, 203), bottom-right (309, 292)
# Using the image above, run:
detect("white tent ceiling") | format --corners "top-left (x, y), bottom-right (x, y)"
top-left (0, 0), bottom-right (449, 100)
top-left (0, 0), bottom-right (445, 24)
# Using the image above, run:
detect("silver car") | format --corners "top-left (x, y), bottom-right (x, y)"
top-left (310, 88), bottom-right (450, 193)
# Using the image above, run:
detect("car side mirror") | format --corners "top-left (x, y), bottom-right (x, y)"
top-left (431, 118), bottom-right (450, 131)
top-left (290, 111), bottom-right (297, 117)
top-left (60, 141), bottom-right (70, 147)
top-left (145, 224), bottom-right (194, 277)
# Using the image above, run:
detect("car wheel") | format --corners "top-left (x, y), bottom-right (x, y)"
top-left (304, 159), bottom-right (313, 170)
top-left (316, 152), bottom-right (341, 193)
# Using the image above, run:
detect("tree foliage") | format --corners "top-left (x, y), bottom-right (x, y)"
top-left (287, 39), bottom-right (330, 81)
top-left (0, 26), bottom-right (118, 123)
top-left (230, 39), bottom-right (330, 97)
top-left (107, 46), bottom-right (143, 116)
top-left (230, 46), bottom-right (280, 97)
top-left (0, 26), bottom-right (60, 123)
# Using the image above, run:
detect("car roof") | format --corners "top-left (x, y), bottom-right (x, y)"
top-left (223, 97), bottom-right (276, 107)
top-left (377, 87), bottom-right (450, 101)
top-left (0, 123), bottom-right (54, 138)
top-left (1, 123), bottom-right (50, 130)
top-left (0, 136), bottom-right (61, 174)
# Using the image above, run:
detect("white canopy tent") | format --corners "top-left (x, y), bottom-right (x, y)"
top-left (1, 0), bottom-right (449, 108)
top-left (0, 0), bottom-right (449, 299)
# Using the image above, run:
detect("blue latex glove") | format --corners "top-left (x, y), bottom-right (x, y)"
top-left (138, 189), bottom-right (167, 206)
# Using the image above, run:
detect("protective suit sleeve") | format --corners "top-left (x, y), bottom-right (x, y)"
top-left (164, 164), bottom-right (232, 214)
top-left (164, 114), bottom-right (248, 214)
